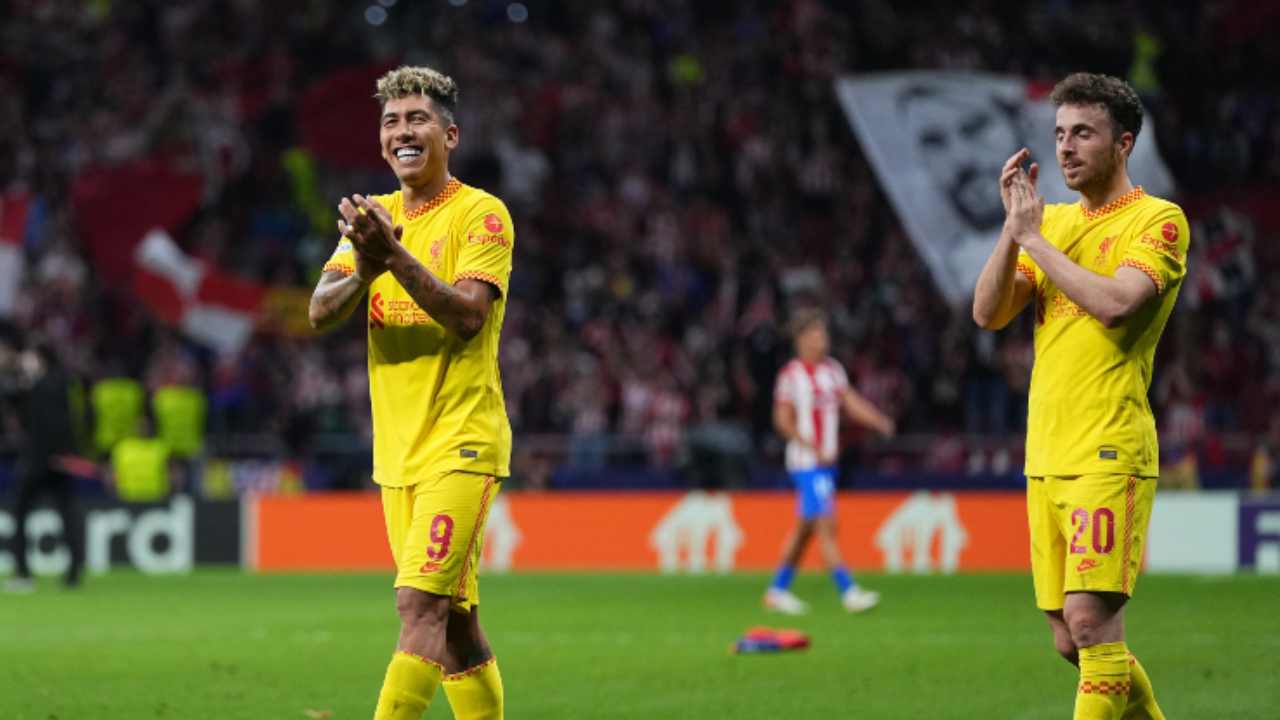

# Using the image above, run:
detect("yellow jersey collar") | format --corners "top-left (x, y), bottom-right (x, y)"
top-left (1079, 186), bottom-right (1144, 221)
top-left (405, 177), bottom-right (463, 220)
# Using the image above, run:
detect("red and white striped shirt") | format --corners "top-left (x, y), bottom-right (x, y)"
top-left (774, 357), bottom-right (849, 471)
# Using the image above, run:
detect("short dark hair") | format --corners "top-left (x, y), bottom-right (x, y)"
top-left (788, 307), bottom-right (827, 339)
top-left (1050, 72), bottom-right (1143, 143)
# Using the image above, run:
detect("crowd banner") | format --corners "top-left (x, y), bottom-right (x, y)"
top-left (834, 71), bottom-right (1176, 306)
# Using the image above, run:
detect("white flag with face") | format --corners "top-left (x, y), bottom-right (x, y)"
top-left (835, 71), bottom-right (1176, 307)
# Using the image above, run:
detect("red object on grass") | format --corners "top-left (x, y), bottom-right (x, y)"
top-left (734, 627), bottom-right (811, 653)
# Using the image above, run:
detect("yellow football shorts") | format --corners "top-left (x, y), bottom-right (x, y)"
top-left (1027, 474), bottom-right (1156, 611)
top-left (382, 471), bottom-right (500, 612)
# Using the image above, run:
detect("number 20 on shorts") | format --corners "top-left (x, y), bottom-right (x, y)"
top-left (1069, 507), bottom-right (1115, 555)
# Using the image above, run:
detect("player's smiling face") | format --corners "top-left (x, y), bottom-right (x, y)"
top-left (1054, 103), bottom-right (1131, 193)
top-left (380, 94), bottom-right (458, 187)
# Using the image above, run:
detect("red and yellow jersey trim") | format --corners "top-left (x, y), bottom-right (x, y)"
top-left (1118, 259), bottom-right (1165, 294)
top-left (443, 656), bottom-right (498, 682)
top-left (1078, 680), bottom-right (1132, 696)
top-left (1080, 186), bottom-right (1145, 220)
top-left (1121, 476), bottom-right (1136, 594)
top-left (1016, 261), bottom-right (1037, 285)
top-left (455, 270), bottom-right (504, 291)
top-left (453, 475), bottom-right (497, 602)
top-left (405, 178), bottom-right (463, 220)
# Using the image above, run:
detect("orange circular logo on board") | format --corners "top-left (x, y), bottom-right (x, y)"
top-left (1162, 222), bottom-right (1178, 243)
top-left (484, 213), bottom-right (504, 233)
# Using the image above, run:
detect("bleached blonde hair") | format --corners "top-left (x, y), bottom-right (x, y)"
top-left (374, 65), bottom-right (458, 121)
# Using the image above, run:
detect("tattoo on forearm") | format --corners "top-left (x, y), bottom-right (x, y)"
top-left (309, 273), bottom-right (368, 331)
top-left (391, 256), bottom-right (484, 338)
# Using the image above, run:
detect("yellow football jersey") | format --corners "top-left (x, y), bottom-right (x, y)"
top-left (1017, 187), bottom-right (1189, 477)
top-left (323, 178), bottom-right (514, 485)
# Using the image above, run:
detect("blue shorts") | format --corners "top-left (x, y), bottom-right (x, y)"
top-left (792, 467), bottom-right (837, 519)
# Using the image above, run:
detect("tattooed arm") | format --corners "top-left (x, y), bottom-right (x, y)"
top-left (308, 271), bottom-right (371, 332)
top-left (337, 190), bottom-right (496, 335)
top-left (339, 194), bottom-right (495, 341)
top-left (385, 249), bottom-right (495, 341)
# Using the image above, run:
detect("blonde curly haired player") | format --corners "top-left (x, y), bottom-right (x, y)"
top-left (309, 65), bottom-right (514, 720)
top-left (973, 72), bottom-right (1185, 720)
top-left (374, 66), bottom-right (459, 120)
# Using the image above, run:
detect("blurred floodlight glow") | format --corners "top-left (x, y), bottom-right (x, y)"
top-left (364, 5), bottom-right (388, 25)
top-left (507, 3), bottom-right (529, 23)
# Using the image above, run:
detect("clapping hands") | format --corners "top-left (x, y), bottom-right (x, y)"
top-left (337, 195), bottom-right (403, 281)
top-left (999, 148), bottom-right (1045, 245)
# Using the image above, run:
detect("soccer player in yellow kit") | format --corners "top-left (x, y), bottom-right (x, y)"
top-left (973, 73), bottom-right (1186, 719)
top-left (308, 66), bottom-right (513, 720)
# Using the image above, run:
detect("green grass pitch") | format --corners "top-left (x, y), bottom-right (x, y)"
top-left (1, 570), bottom-right (1277, 719)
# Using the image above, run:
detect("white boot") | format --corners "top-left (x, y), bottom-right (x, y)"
top-left (763, 588), bottom-right (810, 615)
top-left (841, 586), bottom-right (880, 613)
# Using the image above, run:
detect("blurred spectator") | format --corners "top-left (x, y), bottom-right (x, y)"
top-left (109, 420), bottom-right (172, 503)
top-left (90, 376), bottom-right (144, 457)
top-left (1, 338), bottom-right (84, 589)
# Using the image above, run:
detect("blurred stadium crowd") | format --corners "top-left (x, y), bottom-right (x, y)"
top-left (1, 0), bottom-right (1277, 491)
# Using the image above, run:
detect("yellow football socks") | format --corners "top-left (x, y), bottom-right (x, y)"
top-left (1122, 652), bottom-right (1166, 720)
top-left (443, 658), bottom-right (505, 720)
top-left (373, 651), bottom-right (444, 720)
top-left (1074, 641), bottom-right (1131, 720)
